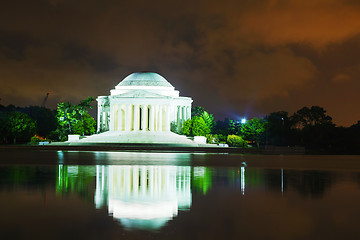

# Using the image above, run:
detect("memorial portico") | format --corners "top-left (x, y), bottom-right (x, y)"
top-left (78, 72), bottom-right (196, 144)
top-left (96, 72), bottom-right (192, 134)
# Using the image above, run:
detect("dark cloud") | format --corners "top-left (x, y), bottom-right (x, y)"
top-left (0, 30), bottom-right (37, 60)
top-left (63, 44), bottom-right (119, 72)
top-left (0, 0), bottom-right (359, 126)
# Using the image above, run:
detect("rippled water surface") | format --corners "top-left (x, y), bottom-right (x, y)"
top-left (1, 151), bottom-right (360, 239)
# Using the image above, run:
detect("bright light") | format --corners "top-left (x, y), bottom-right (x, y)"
top-left (241, 118), bottom-right (246, 124)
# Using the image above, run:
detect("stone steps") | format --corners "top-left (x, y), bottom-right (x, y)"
top-left (77, 131), bottom-right (197, 145)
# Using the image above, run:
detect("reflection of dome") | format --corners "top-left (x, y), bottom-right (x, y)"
top-left (119, 218), bottom-right (172, 230)
top-left (109, 199), bottom-right (178, 230)
top-left (117, 72), bottom-right (173, 88)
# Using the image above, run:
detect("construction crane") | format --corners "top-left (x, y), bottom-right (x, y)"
top-left (41, 92), bottom-right (50, 108)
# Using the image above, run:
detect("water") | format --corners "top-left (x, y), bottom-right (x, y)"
top-left (1, 150), bottom-right (360, 239)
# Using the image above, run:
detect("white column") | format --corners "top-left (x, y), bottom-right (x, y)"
top-left (154, 105), bottom-right (158, 131)
top-left (177, 106), bottom-right (182, 131)
top-left (97, 104), bottom-right (102, 133)
top-left (118, 106), bottom-right (123, 131)
top-left (182, 106), bottom-right (186, 124)
top-left (125, 104), bottom-right (132, 131)
top-left (165, 105), bottom-right (170, 131)
top-left (149, 105), bottom-right (154, 132)
top-left (134, 104), bottom-right (140, 131)
top-left (187, 106), bottom-right (191, 120)
top-left (149, 167), bottom-right (154, 196)
top-left (141, 167), bottom-right (146, 196)
top-left (182, 106), bottom-right (186, 121)
top-left (141, 105), bottom-right (147, 131)
top-left (158, 105), bottom-right (163, 132)
top-left (110, 104), bottom-right (114, 131)
top-left (132, 166), bottom-right (139, 197)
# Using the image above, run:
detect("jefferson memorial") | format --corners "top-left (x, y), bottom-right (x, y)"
top-left (78, 72), bottom-right (196, 144)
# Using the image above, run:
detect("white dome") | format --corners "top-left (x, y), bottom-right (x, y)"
top-left (117, 72), bottom-right (173, 87)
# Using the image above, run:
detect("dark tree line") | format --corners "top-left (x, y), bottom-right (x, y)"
top-left (0, 97), bottom-right (96, 144)
top-left (1, 101), bottom-right (359, 153)
top-left (0, 105), bottom-right (57, 144)
top-left (196, 105), bottom-right (360, 153)
top-left (265, 106), bottom-right (360, 153)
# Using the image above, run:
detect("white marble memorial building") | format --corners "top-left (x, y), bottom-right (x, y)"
top-left (78, 72), bottom-right (195, 144)
top-left (97, 72), bottom-right (192, 133)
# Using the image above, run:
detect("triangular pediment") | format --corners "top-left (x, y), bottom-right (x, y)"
top-left (113, 90), bottom-right (171, 98)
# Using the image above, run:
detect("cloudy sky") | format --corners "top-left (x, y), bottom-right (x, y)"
top-left (0, 0), bottom-right (359, 126)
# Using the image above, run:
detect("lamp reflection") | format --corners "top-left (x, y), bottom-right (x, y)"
top-left (241, 166), bottom-right (245, 195)
top-left (95, 165), bottom-right (191, 230)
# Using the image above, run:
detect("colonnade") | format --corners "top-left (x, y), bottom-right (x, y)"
top-left (103, 166), bottom-right (191, 200)
top-left (177, 106), bottom-right (191, 129)
top-left (97, 103), bottom-right (191, 132)
top-left (98, 102), bottom-right (191, 133)
top-left (110, 104), bottom-right (171, 132)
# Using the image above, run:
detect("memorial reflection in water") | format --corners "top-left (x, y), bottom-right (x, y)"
top-left (3, 153), bottom-right (360, 239)
top-left (95, 165), bottom-right (192, 230)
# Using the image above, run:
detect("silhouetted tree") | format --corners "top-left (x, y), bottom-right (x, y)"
top-left (22, 106), bottom-right (57, 137)
top-left (265, 111), bottom-right (300, 146)
top-left (214, 118), bottom-right (241, 136)
top-left (291, 106), bottom-right (333, 129)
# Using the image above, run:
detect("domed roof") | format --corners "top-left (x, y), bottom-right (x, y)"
top-left (117, 72), bottom-right (173, 87)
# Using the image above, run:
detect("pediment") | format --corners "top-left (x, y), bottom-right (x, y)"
top-left (113, 90), bottom-right (171, 98)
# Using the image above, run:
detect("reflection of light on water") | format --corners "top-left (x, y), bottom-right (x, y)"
top-left (58, 164), bottom-right (62, 183)
top-left (93, 151), bottom-right (192, 163)
top-left (241, 166), bottom-right (245, 195)
top-left (95, 165), bottom-right (191, 230)
top-left (57, 151), bottom-right (64, 164)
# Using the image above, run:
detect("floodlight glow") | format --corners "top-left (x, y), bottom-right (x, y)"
top-left (241, 118), bottom-right (246, 124)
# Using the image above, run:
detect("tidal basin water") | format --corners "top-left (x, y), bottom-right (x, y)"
top-left (1, 151), bottom-right (360, 239)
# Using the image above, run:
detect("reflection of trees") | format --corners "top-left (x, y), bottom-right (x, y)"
top-left (56, 165), bottom-right (95, 201)
top-left (246, 169), bottom-right (265, 187)
top-left (287, 170), bottom-right (334, 198)
top-left (263, 169), bottom-right (285, 192)
top-left (192, 167), bottom-right (212, 194)
top-left (0, 167), bottom-right (55, 189)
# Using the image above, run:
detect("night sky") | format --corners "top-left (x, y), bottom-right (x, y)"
top-left (1, 0), bottom-right (359, 126)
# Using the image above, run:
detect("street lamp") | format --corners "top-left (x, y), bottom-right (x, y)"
top-left (241, 118), bottom-right (247, 124)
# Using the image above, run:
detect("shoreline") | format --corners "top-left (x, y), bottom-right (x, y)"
top-left (0, 143), bottom-right (306, 155)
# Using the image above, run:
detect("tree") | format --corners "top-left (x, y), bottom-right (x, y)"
top-left (240, 117), bottom-right (267, 147)
top-left (191, 106), bottom-right (215, 132)
top-left (291, 106), bottom-right (333, 129)
top-left (265, 111), bottom-right (294, 146)
top-left (73, 113), bottom-right (96, 135)
top-left (0, 113), bottom-right (8, 143)
top-left (191, 106), bottom-right (205, 117)
top-left (182, 116), bottom-right (210, 136)
top-left (213, 118), bottom-right (243, 136)
top-left (227, 135), bottom-right (248, 147)
top-left (56, 97), bottom-right (96, 138)
top-left (5, 111), bottom-right (37, 143)
top-left (201, 111), bottom-right (215, 132)
top-left (22, 106), bottom-right (57, 137)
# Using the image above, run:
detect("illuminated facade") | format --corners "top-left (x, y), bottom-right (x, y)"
top-left (79, 72), bottom-right (194, 143)
top-left (97, 72), bottom-right (192, 133)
